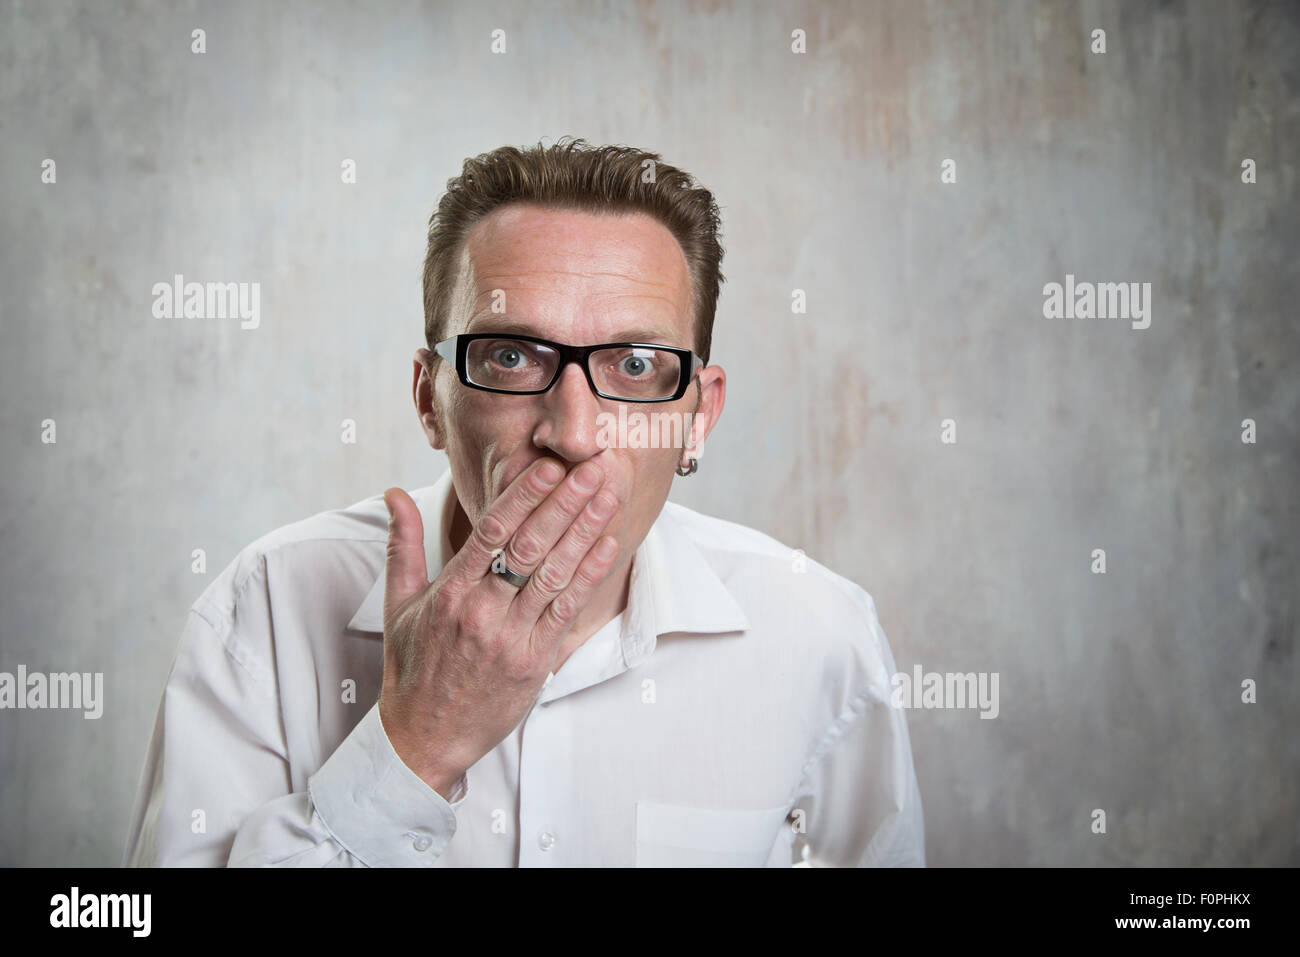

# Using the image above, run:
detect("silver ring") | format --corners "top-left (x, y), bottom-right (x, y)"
top-left (490, 551), bottom-right (530, 588)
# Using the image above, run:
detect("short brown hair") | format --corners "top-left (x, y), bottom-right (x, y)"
top-left (422, 137), bottom-right (725, 364)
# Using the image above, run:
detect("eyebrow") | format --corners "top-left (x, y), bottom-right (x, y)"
top-left (464, 315), bottom-right (680, 345)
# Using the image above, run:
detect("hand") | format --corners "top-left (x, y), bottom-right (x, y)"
top-left (377, 458), bottom-right (620, 798)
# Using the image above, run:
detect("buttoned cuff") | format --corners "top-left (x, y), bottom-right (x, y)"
top-left (308, 702), bottom-right (468, 866)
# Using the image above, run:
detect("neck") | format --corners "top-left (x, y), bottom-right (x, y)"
top-left (448, 498), bottom-right (633, 671)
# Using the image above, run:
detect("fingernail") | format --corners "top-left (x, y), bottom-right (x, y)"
top-left (573, 463), bottom-right (602, 492)
top-left (594, 537), bottom-right (617, 560)
top-left (537, 460), bottom-right (563, 486)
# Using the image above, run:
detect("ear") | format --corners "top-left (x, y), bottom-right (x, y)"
top-left (683, 365), bottom-right (725, 464)
top-left (413, 347), bottom-right (446, 450)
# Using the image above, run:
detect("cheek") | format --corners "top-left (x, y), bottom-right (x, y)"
top-left (443, 391), bottom-right (501, 456)
top-left (611, 447), bottom-right (678, 521)
top-left (443, 386), bottom-right (476, 426)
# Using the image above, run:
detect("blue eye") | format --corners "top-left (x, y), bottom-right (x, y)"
top-left (492, 347), bottom-right (523, 369)
top-left (619, 355), bottom-right (652, 377)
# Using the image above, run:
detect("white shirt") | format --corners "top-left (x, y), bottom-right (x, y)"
top-left (123, 467), bottom-right (925, 867)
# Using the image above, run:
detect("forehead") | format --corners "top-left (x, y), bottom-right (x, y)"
top-left (450, 203), bottom-right (692, 341)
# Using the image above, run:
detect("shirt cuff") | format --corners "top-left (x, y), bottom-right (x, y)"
top-left (308, 702), bottom-right (466, 866)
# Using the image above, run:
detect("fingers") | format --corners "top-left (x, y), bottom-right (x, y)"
top-left (530, 534), bottom-right (621, 654)
top-left (508, 484), bottom-right (618, 626)
top-left (485, 460), bottom-right (606, 597)
top-left (444, 457), bottom-right (564, 587)
top-left (383, 487), bottom-right (428, 617)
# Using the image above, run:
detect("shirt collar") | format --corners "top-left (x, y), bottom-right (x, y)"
top-left (346, 468), bottom-right (750, 664)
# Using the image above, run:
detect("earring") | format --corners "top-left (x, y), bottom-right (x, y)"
top-left (676, 457), bottom-right (698, 477)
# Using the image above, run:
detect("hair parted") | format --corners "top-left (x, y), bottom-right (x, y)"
top-left (422, 137), bottom-right (725, 364)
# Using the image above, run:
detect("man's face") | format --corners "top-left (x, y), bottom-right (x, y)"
top-left (414, 203), bottom-right (725, 573)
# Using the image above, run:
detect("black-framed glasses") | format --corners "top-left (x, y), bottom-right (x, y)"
top-left (434, 333), bottom-right (703, 403)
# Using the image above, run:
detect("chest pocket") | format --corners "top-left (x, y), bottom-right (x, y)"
top-left (635, 801), bottom-right (793, 867)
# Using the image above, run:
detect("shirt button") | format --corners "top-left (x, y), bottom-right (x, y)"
top-left (538, 831), bottom-right (555, 851)
top-left (409, 832), bottom-right (433, 852)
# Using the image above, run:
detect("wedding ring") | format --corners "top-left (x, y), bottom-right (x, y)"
top-left (490, 550), bottom-right (530, 588)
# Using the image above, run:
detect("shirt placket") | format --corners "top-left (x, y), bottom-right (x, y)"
top-left (515, 674), bottom-right (575, 866)
top-left (513, 615), bottom-right (631, 866)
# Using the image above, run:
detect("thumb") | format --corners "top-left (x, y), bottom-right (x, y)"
top-left (382, 487), bottom-right (428, 616)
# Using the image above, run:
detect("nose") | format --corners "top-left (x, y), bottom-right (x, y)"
top-left (531, 361), bottom-right (605, 464)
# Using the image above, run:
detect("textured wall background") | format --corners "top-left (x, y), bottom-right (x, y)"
top-left (1, 0), bottom-right (1296, 866)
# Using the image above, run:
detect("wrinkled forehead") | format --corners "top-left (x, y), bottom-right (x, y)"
top-left (444, 204), bottom-right (693, 344)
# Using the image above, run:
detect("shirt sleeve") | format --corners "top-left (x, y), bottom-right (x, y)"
top-left (790, 688), bottom-right (927, 867)
top-left (123, 585), bottom-right (469, 868)
top-left (789, 590), bottom-right (926, 868)
top-left (231, 704), bottom-right (470, 867)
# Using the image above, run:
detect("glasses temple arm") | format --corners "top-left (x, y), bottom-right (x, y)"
top-left (434, 338), bottom-right (457, 363)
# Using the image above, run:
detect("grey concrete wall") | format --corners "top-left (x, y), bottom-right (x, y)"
top-left (1, 0), bottom-right (1295, 866)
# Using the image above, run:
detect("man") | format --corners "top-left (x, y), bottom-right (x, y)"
top-left (124, 138), bottom-right (925, 867)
